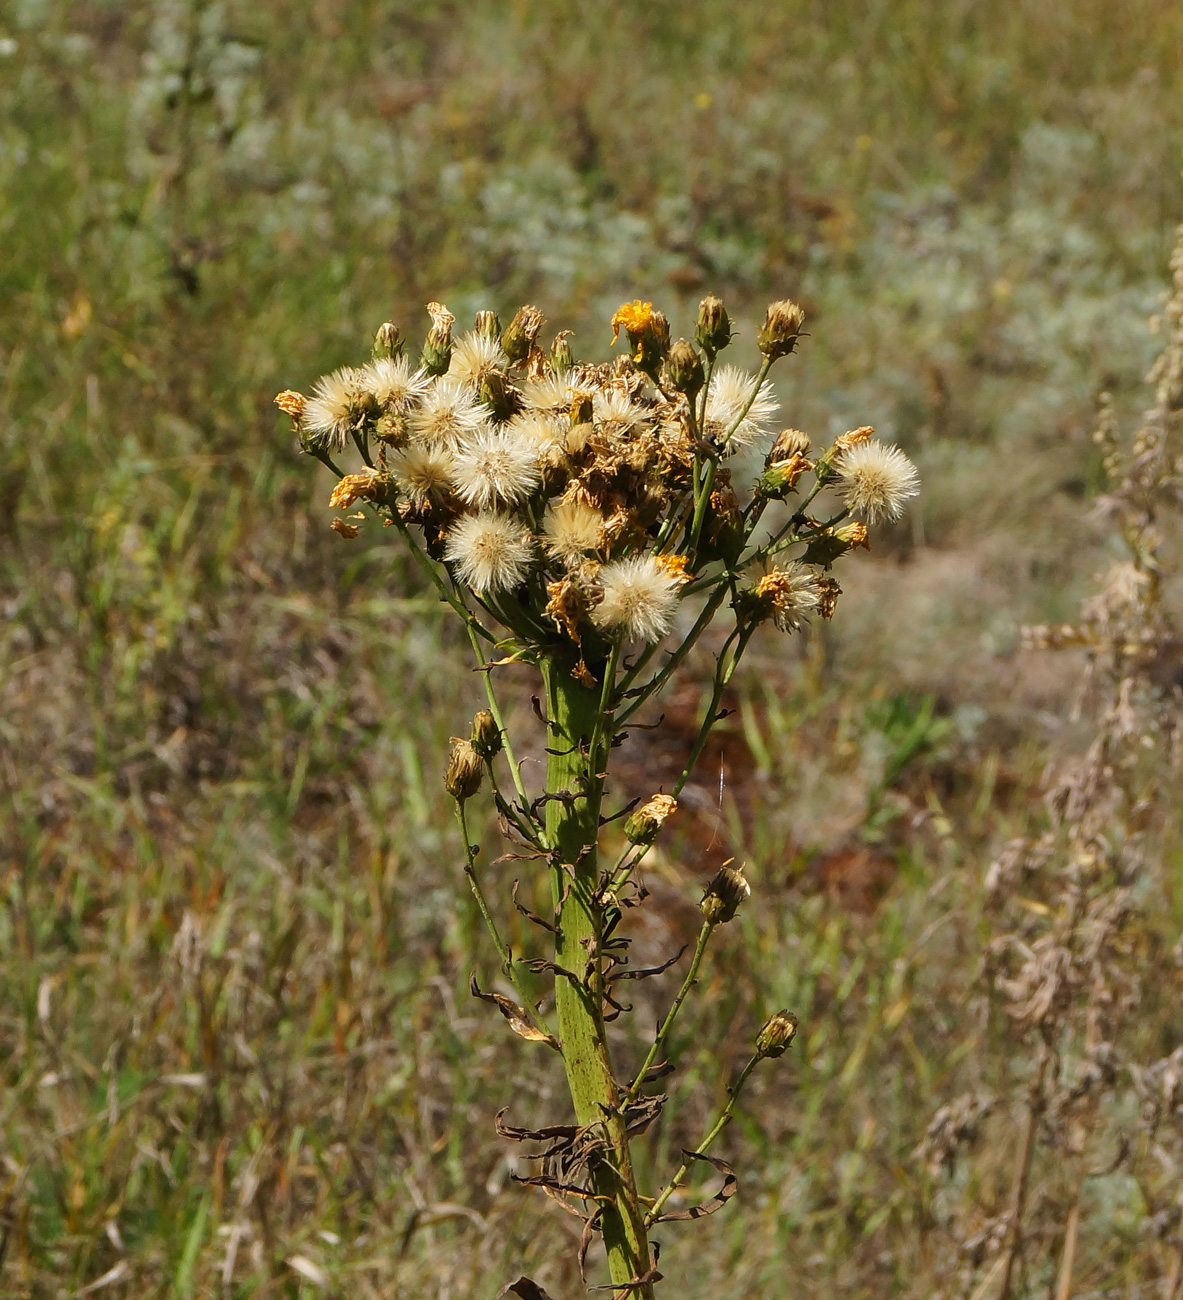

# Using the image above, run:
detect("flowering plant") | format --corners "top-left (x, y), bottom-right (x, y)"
top-left (278, 294), bottom-right (918, 1296)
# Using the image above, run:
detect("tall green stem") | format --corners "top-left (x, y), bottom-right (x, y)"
top-left (542, 657), bottom-right (654, 1298)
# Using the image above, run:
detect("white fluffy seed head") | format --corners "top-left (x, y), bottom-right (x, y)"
top-left (444, 513), bottom-right (536, 594)
top-left (704, 364), bottom-right (779, 450)
top-left (592, 554), bottom-right (682, 644)
top-left (543, 500), bottom-right (604, 565)
top-left (508, 412), bottom-right (567, 455)
top-left (593, 388), bottom-right (646, 434)
top-left (389, 445), bottom-right (456, 508)
top-left (303, 367), bottom-right (365, 449)
top-left (450, 428), bottom-right (541, 510)
top-left (358, 356), bottom-right (431, 413)
top-left (835, 441), bottom-right (920, 523)
top-left (520, 372), bottom-right (575, 412)
top-left (408, 378), bottom-right (492, 448)
top-left (449, 331), bottom-right (508, 387)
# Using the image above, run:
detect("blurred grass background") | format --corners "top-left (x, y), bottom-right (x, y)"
top-left (2, 2), bottom-right (1183, 1296)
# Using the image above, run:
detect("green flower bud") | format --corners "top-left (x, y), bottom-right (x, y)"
top-left (666, 339), bottom-right (705, 399)
top-left (695, 294), bottom-right (733, 359)
top-left (765, 428), bottom-right (812, 467)
top-left (756, 453), bottom-right (811, 500)
top-left (550, 330), bottom-right (575, 372)
top-left (470, 710), bottom-right (502, 760)
top-left (474, 310), bottom-right (502, 342)
top-left (479, 367), bottom-right (514, 421)
top-left (421, 302), bottom-right (455, 377)
top-left (757, 299), bottom-right (806, 361)
top-left (445, 738), bottom-right (484, 801)
top-left (700, 862), bottom-right (750, 925)
top-left (624, 793), bottom-right (677, 847)
top-left (755, 1009), bottom-right (799, 1059)
top-left (372, 321), bottom-right (404, 361)
top-left (502, 305), bottom-right (544, 365)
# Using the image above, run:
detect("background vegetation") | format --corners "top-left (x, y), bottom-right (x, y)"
top-left (2, 2), bottom-right (1183, 1296)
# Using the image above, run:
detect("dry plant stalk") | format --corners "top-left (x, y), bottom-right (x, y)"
top-left (917, 226), bottom-right (1183, 1299)
top-left (280, 294), bottom-right (919, 1294)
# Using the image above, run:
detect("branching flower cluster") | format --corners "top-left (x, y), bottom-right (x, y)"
top-left (279, 293), bottom-right (918, 1296)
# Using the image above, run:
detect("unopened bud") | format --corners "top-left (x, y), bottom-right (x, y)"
top-left (695, 294), bottom-right (732, 359)
top-left (474, 310), bottom-right (501, 342)
top-left (445, 738), bottom-right (484, 801)
top-left (550, 330), bottom-right (575, 372)
top-left (479, 368), bottom-right (514, 421)
top-left (624, 793), bottom-right (677, 847)
top-left (700, 862), bottom-right (750, 925)
top-left (699, 480), bottom-right (744, 566)
top-left (470, 710), bottom-right (502, 760)
top-left (502, 305), bottom-right (544, 364)
top-left (757, 453), bottom-right (811, 499)
top-left (757, 299), bottom-right (806, 361)
top-left (667, 339), bottom-right (704, 398)
top-left (755, 1009), bottom-right (799, 1059)
top-left (766, 428), bottom-right (812, 466)
top-left (421, 302), bottom-right (455, 376)
top-left (373, 321), bottom-right (403, 361)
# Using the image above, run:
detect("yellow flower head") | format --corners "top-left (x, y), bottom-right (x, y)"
top-left (610, 300), bottom-right (654, 346)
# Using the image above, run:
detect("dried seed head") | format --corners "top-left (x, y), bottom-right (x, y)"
top-left (408, 379), bottom-right (492, 448)
top-left (624, 793), bottom-right (678, 846)
top-left (421, 301), bottom-right (456, 376)
top-left (275, 389), bottom-right (306, 420)
top-left (592, 554), bottom-right (684, 644)
top-left (443, 513), bottom-right (536, 593)
top-left (700, 862), bottom-right (750, 924)
top-left (695, 293), bottom-right (732, 359)
top-left (372, 321), bottom-right (403, 360)
top-left (704, 364), bottom-right (779, 450)
top-left (755, 1009), bottom-right (799, 1059)
top-left (835, 441), bottom-right (920, 523)
top-left (303, 367), bottom-right (368, 452)
top-left (470, 710), bottom-right (502, 760)
top-left (543, 499), bottom-right (604, 565)
top-left (667, 339), bottom-right (705, 398)
top-left (474, 310), bottom-right (502, 341)
top-left (502, 305), bottom-right (544, 364)
top-left (360, 356), bottom-right (431, 413)
top-left (445, 738), bottom-right (484, 801)
top-left (389, 445), bottom-right (455, 510)
top-left (451, 427), bottom-right (540, 510)
top-left (758, 299), bottom-right (806, 361)
top-left (450, 331), bottom-right (508, 389)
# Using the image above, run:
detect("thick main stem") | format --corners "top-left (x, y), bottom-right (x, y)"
top-left (542, 659), bottom-right (654, 1298)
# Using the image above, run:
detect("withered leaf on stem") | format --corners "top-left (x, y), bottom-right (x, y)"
top-left (469, 974), bottom-right (559, 1050)
top-left (651, 1150), bottom-right (737, 1222)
